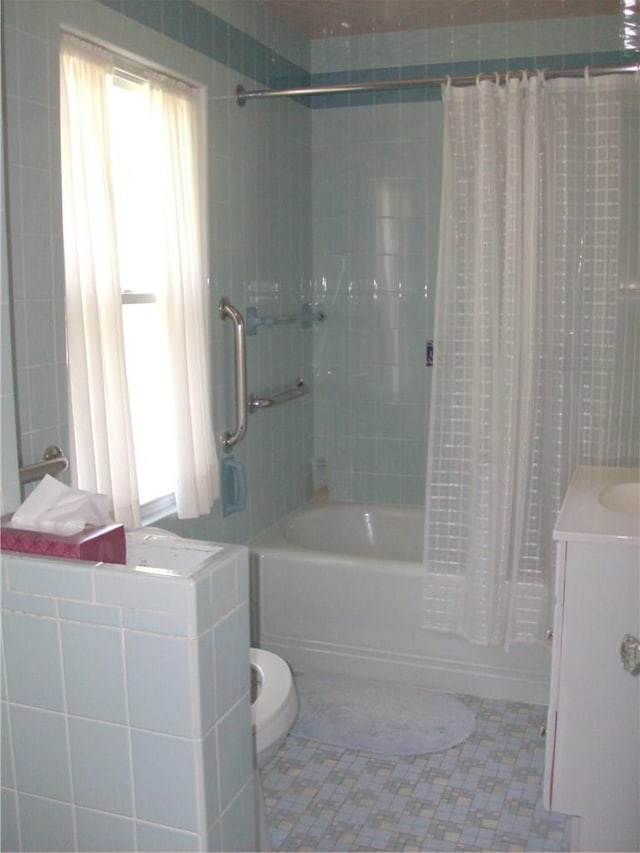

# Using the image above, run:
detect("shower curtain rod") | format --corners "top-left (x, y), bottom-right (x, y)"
top-left (235, 62), bottom-right (639, 104)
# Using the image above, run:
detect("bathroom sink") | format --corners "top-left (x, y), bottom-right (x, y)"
top-left (598, 482), bottom-right (640, 517)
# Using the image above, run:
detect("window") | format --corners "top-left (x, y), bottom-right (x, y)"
top-left (110, 72), bottom-right (177, 510)
top-left (60, 33), bottom-right (218, 527)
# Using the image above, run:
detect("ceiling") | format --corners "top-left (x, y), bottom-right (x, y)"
top-left (259, 0), bottom-right (622, 39)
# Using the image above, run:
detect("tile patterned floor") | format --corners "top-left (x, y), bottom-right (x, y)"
top-left (261, 693), bottom-right (571, 851)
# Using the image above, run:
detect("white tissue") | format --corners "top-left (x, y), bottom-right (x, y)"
top-left (11, 475), bottom-right (111, 536)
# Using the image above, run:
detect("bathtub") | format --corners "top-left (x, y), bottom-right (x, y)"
top-left (250, 502), bottom-right (550, 704)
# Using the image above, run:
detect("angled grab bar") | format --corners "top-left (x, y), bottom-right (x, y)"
top-left (249, 378), bottom-right (308, 411)
top-left (219, 298), bottom-right (248, 452)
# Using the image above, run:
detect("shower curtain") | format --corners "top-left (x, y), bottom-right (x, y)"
top-left (422, 72), bottom-right (640, 647)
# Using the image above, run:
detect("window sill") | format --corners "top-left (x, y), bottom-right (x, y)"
top-left (141, 493), bottom-right (176, 526)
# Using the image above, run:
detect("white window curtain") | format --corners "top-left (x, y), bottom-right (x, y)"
top-left (60, 33), bottom-right (218, 526)
top-left (422, 72), bottom-right (639, 647)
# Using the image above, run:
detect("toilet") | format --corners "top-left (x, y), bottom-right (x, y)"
top-left (251, 647), bottom-right (297, 851)
top-left (251, 647), bottom-right (298, 767)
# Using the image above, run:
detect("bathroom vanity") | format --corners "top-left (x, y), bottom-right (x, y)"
top-left (544, 466), bottom-right (640, 852)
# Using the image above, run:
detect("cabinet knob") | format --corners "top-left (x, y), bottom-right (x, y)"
top-left (620, 634), bottom-right (640, 675)
top-left (539, 725), bottom-right (546, 737)
top-left (546, 628), bottom-right (553, 641)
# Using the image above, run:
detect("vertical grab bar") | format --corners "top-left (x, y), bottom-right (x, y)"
top-left (219, 298), bottom-right (248, 452)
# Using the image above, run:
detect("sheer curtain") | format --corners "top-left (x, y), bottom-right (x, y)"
top-left (422, 72), bottom-right (640, 647)
top-left (60, 33), bottom-right (218, 526)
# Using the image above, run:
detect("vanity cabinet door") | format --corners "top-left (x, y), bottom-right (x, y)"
top-left (547, 540), bottom-right (639, 852)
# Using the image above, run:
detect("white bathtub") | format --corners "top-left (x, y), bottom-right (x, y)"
top-left (250, 502), bottom-right (550, 705)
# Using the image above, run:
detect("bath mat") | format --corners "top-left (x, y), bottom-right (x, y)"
top-left (291, 672), bottom-right (475, 755)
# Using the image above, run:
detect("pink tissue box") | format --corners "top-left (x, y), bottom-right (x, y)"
top-left (0, 516), bottom-right (126, 565)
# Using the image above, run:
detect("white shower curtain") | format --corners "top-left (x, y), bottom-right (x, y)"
top-left (422, 72), bottom-right (640, 647)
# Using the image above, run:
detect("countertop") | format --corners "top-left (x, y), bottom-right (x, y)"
top-left (554, 465), bottom-right (640, 544)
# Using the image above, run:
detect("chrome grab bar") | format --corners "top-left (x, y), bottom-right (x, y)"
top-left (19, 446), bottom-right (69, 485)
top-left (249, 378), bottom-right (308, 411)
top-left (219, 298), bottom-right (248, 452)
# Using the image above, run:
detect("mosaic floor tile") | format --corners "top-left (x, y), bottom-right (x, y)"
top-left (261, 693), bottom-right (571, 852)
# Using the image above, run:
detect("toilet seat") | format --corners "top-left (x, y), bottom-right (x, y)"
top-left (250, 648), bottom-right (298, 766)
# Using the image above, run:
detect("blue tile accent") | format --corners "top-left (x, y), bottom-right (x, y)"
top-left (96, 0), bottom-right (636, 113)
top-left (96, 0), bottom-right (311, 92)
top-left (310, 50), bottom-right (637, 108)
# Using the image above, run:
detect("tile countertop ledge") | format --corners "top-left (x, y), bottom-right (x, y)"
top-left (554, 465), bottom-right (640, 545)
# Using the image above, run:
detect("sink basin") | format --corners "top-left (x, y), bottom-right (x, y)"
top-left (598, 482), bottom-right (640, 517)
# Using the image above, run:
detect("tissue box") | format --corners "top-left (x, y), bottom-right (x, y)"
top-left (0, 517), bottom-right (126, 565)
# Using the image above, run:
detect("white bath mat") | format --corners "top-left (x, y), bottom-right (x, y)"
top-left (291, 671), bottom-right (475, 755)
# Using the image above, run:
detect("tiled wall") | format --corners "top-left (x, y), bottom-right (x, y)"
top-left (2, 1), bottom-right (636, 520)
top-left (1, 541), bottom-right (253, 852)
top-left (1, 0), bottom-right (313, 542)
top-left (310, 13), bottom-right (634, 504)
top-left (1, 3), bottom-right (21, 516)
